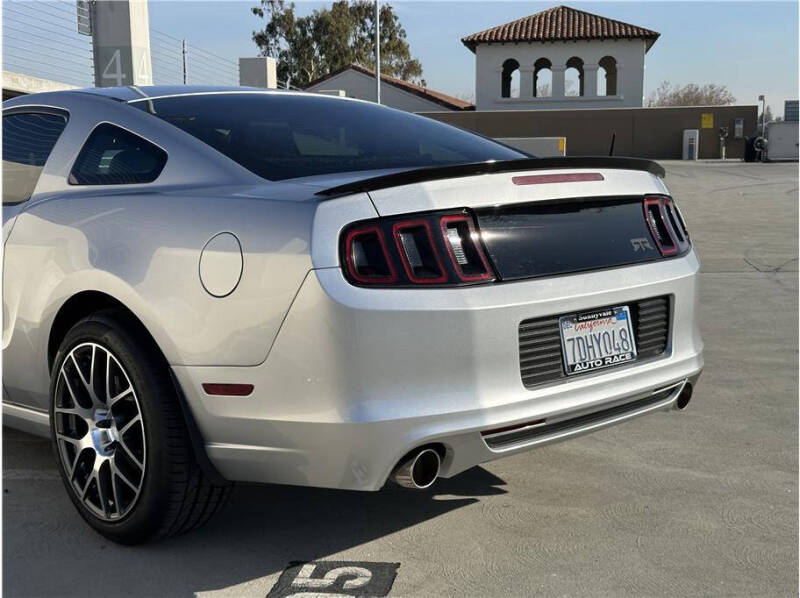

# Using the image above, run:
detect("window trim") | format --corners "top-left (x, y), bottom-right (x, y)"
top-left (2, 107), bottom-right (70, 206)
top-left (2, 104), bottom-right (70, 119)
top-left (67, 120), bottom-right (169, 187)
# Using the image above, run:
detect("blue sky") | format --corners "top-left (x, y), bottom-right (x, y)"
top-left (148, 1), bottom-right (798, 116)
top-left (2, 1), bottom-right (795, 114)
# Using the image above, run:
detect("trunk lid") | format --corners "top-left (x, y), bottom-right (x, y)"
top-left (362, 165), bottom-right (669, 216)
top-left (340, 160), bottom-right (683, 282)
top-left (474, 196), bottom-right (662, 280)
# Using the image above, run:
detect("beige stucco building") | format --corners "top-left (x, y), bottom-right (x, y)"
top-left (462, 5), bottom-right (660, 111)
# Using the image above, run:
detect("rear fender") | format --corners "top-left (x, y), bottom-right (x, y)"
top-left (311, 192), bottom-right (378, 269)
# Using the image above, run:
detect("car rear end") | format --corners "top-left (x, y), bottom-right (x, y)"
top-left (134, 92), bottom-right (701, 490)
top-left (178, 160), bottom-right (703, 492)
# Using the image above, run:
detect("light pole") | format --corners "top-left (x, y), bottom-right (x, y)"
top-left (182, 39), bottom-right (188, 85)
top-left (375, 0), bottom-right (380, 104)
top-left (759, 94), bottom-right (766, 137)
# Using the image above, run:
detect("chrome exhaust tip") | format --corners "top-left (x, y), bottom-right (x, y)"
top-left (391, 448), bottom-right (441, 489)
top-left (674, 382), bottom-right (693, 411)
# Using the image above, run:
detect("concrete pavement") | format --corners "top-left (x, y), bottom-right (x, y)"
top-left (3, 161), bottom-right (797, 597)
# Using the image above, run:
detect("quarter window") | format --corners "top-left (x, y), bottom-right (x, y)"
top-left (69, 123), bottom-right (167, 185)
top-left (2, 112), bottom-right (68, 205)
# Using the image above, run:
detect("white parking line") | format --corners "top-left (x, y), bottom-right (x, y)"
top-left (3, 469), bottom-right (61, 481)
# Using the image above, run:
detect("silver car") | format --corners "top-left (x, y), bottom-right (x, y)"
top-left (2, 86), bottom-right (703, 544)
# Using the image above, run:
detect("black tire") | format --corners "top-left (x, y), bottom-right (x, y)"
top-left (49, 310), bottom-right (232, 544)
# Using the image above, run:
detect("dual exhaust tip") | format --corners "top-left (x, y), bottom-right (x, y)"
top-left (391, 448), bottom-right (441, 489)
top-left (674, 382), bottom-right (693, 411)
top-left (392, 382), bottom-right (693, 489)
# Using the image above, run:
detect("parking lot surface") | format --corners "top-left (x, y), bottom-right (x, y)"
top-left (3, 161), bottom-right (798, 597)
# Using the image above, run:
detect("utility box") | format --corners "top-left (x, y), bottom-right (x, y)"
top-left (494, 137), bottom-right (566, 157)
top-left (239, 57), bottom-right (277, 88)
top-left (682, 129), bottom-right (699, 160)
top-left (315, 89), bottom-right (347, 97)
top-left (766, 121), bottom-right (799, 161)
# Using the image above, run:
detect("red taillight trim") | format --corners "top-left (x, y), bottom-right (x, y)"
top-left (512, 172), bottom-right (604, 185)
top-left (439, 214), bottom-right (494, 282)
top-left (643, 196), bottom-right (678, 256)
top-left (340, 211), bottom-right (498, 287)
top-left (392, 219), bottom-right (448, 284)
top-left (344, 224), bottom-right (398, 285)
top-left (202, 383), bottom-right (254, 397)
top-left (663, 197), bottom-right (690, 252)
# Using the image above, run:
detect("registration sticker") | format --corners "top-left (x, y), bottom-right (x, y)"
top-left (559, 306), bottom-right (637, 375)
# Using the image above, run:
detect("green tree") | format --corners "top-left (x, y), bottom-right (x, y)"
top-left (761, 105), bottom-right (783, 124)
top-left (647, 81), bottom-right (736, 107)
top-left (252, 0), bottom-right (423, 88)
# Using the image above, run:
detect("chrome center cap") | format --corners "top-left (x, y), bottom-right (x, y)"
top-left (90, 410), bottom-right (118, 456)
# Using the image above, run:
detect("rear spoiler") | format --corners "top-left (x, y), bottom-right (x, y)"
top-left (316, 156), bottom-right (665, 198)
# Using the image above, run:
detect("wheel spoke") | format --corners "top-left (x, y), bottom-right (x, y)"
top-left (96, 469), bottom-right (111, 519)
top-left (118, 437), bottom-right (144, 470)
top-left (113, 463), bottom-right (138, 492)
top-left (110, 467), bottom-right (123, 515)
top-left (118, 414), bottom-right (141, 437)
top-left (108, 387), bottom-right (133, 408)
top-left (105, 351), bottom-right (111, 404)
top-left (89, 345), bottom-right (96, 387)
top-left (54, 400), bottom-right (92, 419)
top-left (56, 432), bottom-right (81, 446)
top-left (70, 354), bottom-right (91, 391)
top-left (59, 371), bottom-right (81, 408)
top-left (80, 472), bottom-right (94, 499)
top-left (57, 436), bottom-right (81, 476)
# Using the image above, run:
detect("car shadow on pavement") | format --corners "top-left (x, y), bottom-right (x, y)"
top-left (2, 427), bottom-right (506, 597)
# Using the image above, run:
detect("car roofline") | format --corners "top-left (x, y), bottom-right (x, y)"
top-left (125, 89), bottom-right (367, 105)
top-left (3, 86), bottom-right (376, 108)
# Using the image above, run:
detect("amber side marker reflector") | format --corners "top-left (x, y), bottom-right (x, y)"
top-left (481, 418), bottom-right (546, 437)
top-left (202, 383), bottom-right (254, 396)
top-left (512, 172), bottom-right (604, 185)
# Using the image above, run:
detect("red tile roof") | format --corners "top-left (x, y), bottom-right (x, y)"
top-left (304, 64), bottom-right (474, 111)
top-left (461, 5), bottom-right (660, 52)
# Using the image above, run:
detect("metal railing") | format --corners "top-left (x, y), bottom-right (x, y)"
top-left (2, 1), bottom-right (242, 88)
top-left (150, 28), bottom-right (239, 86)
top-left (3, 0), bottom-right (94, 86)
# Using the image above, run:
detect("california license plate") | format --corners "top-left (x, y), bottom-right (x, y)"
top-left (559, 306), bottom-right (637, 375)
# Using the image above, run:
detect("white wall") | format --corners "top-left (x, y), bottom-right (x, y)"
top-left (474, 39), bottom-right (647, 111)
top-left (2, 71), bottom-right (78, 95)
top-left (305, 69), bottom-right (456, 112)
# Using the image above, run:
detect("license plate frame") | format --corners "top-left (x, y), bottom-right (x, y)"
top-left (559, 305), bottom-right (637, 375)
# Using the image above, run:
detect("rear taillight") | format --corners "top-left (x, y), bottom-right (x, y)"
top-left (344, 225), bottom-right (398, 285)
top-left (440, 214), bottom-right (494, 282)
top-left (644, 195), bottom-right (690, 256)
top-left (392, 220), bottom-right (448, 284)
top-left (664, 197), bottom-right (690, 252)
top-left (341, 210), bottom-right (495, 287)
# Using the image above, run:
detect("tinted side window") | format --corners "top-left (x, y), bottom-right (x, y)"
top-left (70, 123), bottom-right (167, 185)
top-left (2, 112), bottom-right (68, 204)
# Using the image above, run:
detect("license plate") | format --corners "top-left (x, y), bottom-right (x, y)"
top-left (559, 306), bottom-right (637, 375)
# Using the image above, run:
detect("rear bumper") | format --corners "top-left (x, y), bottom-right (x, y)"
top-left (172, 250), bottom-right (704, 491)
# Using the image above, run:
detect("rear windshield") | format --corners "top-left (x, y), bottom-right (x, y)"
top-left (131, 93), bottom-right (523, 181)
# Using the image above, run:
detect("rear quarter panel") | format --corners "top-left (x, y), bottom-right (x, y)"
top-left (2, 192), bottom-right (316, 409)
